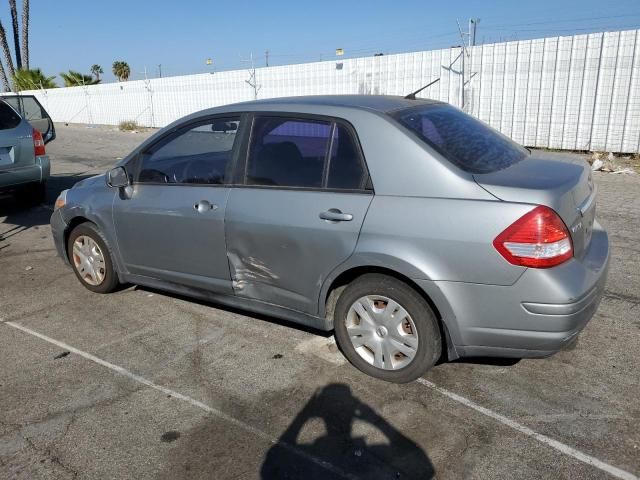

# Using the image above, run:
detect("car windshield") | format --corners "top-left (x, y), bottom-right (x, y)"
top-left (393, 104), bottom-right (528, 174)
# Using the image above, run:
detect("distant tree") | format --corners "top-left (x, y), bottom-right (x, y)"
top-left (0, 0), bottom-right (30, 91)
top-left (0, 20), bottom-right (14, 90)
top-left (112, 60), bottom-right (130, 81)
top-left (0, 61), bottom-right (8, 90)
top-left (8, 0), bottom-right (21, 68)
top-left (60, 70), bottom-right (100, 87)
top-left (90, 64), bottom-right (103, 81)
top-left (20, 0), bottom-right (28, 68)
top-left (13, 68), bottom-right (55, 90)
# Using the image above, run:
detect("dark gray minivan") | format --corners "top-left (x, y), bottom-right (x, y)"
top-left (51, 95), bottom-right (609, 383)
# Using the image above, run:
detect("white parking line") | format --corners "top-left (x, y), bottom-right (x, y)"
top-left (4, 321), bottom-right (356, 480)
top-left (417, 378), bottom-right (638, 480)
top-left (5, 320), bottom-right (637, 480)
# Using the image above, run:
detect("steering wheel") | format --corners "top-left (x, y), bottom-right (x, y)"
top-left (181, 160), bottom-right (218, 184)
top-left (139, 168), bottom-right (171, 184)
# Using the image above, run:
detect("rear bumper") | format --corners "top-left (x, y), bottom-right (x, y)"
top-left (50, 208), bottom-right (70, 264)
top-left (420, 222), bottom-right (610, 358)
top-left (38, 155), bottom-right (50, 181)
top-left (0, 155), bottom-right (50, 190)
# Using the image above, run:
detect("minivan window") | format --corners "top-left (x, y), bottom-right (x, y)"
top-left (138, 118), bottom-right (240, 184)
top-left (19, 97), bottom-right (48, 122)
top-left (246, 117), bottom-right (330, 188)
top-left (327, 124), bottom-right (367, 190)
top-left (0, 101), bottom-right (21, 130)
top-left (394, 104), bottom-right (528, 174)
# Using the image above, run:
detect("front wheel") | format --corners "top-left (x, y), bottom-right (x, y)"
top-left (334, 274), bottom-right (441, 383)
top-left (67, 223), bottom-right (120, 293)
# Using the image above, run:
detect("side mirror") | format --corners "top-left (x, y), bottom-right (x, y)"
top-left (107, 166), bottom-right (129, 188)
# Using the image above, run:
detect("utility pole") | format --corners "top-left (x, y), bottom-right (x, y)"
top-left (456, 20), bottom-right (467, 110)
top-left (242, 53), bottom-right (261, 100)
top-left (455, 18), bottom-right (480, 111)
top-left (469, 18), bottom-right (480, 47)
top-left (157, 64), bottom-right (162, 78)
top-left (265, 50), bottom-right (269, 67)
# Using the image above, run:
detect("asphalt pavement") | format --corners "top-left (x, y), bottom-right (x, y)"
top-left (1, 124), bottom-right (638, 479)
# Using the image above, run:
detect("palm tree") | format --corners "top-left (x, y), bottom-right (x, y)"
top-left (90, 64), bottom-right (103, 81)
top-left (0, 1), bottom-right (30, 90)
top-left (20, 0), bottom-right (28, 69)
top-left (60, 70), bottom-right (100, 87)
top-left (0, 19), bottom-right (15, 87)
top-left (112, 60), bottom-right (130, 82)
top-left (0, 60), bottom-right (9, 91)
top-left (8, 0), bottom-right (21, 69)
top-left (13, 68), bottom-right (55, 91)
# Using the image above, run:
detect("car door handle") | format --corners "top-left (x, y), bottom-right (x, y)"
top-left (194, 200), bottom-right (218, 213)
top-left (319, 209), bottom-right (353, 222)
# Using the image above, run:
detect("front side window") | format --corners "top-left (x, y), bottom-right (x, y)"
top-left (246, 118), bottom-right (331, 188)
top-left (394, 104), bottom-right (528, 174)
top-left (137, 118), bottom-right (240, 184)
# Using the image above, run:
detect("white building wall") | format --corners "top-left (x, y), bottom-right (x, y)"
top-left (11, 29), bottom-right (640, 153)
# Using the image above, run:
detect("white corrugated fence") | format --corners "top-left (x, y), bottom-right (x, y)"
top-left (11, 29), bottom-right (640, 153)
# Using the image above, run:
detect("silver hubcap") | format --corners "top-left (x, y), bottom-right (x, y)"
top-left (345, 295), bottom-right (419, 371)
top-left (72, 235), bottom-right (106, 286)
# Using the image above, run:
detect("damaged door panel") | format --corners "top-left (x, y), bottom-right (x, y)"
top-left (225, 188), bottom-right (372, 315)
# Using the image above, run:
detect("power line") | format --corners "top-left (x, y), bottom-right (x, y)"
top-left (487, 24), bottom-right (640, 35)
top-left (481, 12), bottom-right (640, 29)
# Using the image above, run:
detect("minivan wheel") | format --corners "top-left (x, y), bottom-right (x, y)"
top-left (67, 223), bottom-right (119, 293)
top-left (334, 274), bottom-right (441, 383)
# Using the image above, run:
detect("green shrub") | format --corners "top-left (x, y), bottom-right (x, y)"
top-left (118, 120), bottom-right (139, 131)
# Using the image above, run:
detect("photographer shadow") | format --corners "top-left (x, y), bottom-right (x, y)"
top-left (261, 383), bottom-right (434, 479)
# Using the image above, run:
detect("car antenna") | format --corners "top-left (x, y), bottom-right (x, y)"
top-left (404, 77), bottom-right (440, 100)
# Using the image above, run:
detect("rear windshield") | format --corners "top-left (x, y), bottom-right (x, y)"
top-left (393, 104), bottom-right (528, 174)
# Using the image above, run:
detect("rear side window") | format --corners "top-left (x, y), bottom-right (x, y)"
top-left (20, 97), bottom-right (48, 122)
top-left (327, 125), bottom-right (367, 189)
top-left (4, 96), bottom-right (47, 121)
top-left (0, 101), bottom-right (21, 130)
top-left (137, 118), bottom-right (240, 184)
top-left (246, 118), bottom-right (330, 188)
top-left (394, 104), bottom-right (528, 174)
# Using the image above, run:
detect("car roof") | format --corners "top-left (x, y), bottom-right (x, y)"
top-left (209, 95), bottom-right (444, 115)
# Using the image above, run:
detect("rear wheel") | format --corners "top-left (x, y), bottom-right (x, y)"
top-left (67, 223), bottom-right (120, 293)
top-left (334, 274), bottom-right (441, 383)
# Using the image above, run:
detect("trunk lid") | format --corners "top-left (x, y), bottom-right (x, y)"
top-left (474, 153), bottom-right (596, 259)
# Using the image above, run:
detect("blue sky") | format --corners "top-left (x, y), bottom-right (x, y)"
top-left (16, 0), bottom-right (640, 83)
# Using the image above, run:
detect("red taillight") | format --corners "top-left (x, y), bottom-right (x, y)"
top-left (33, 128), bottom-right (45, 156)
top-left (493, 205), bottom-right (573, 268)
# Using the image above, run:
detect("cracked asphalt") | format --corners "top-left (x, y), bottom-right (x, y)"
top-left (1, 124), bottom-right (639, 479)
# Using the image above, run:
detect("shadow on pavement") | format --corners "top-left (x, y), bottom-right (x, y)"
top-left (260, 383), bottom-right (434, 479)
top-left (0, 173), bottom-right (91, 233)
top-left (451, 357), bottom-right (521, 367)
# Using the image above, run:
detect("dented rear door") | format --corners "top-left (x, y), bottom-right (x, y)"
top-left (225, 188), bottom-right (372, 315)
top-left (225, 115), bottom-right (373, 315)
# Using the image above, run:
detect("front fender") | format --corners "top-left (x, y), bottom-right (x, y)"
top-left (61, 187), bottom-right (126, 276)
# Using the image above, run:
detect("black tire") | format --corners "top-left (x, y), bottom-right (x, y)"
top-left (67, 222), bottom-right (120, 294)
top-left (334, 274), bottom-right (441, 383)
